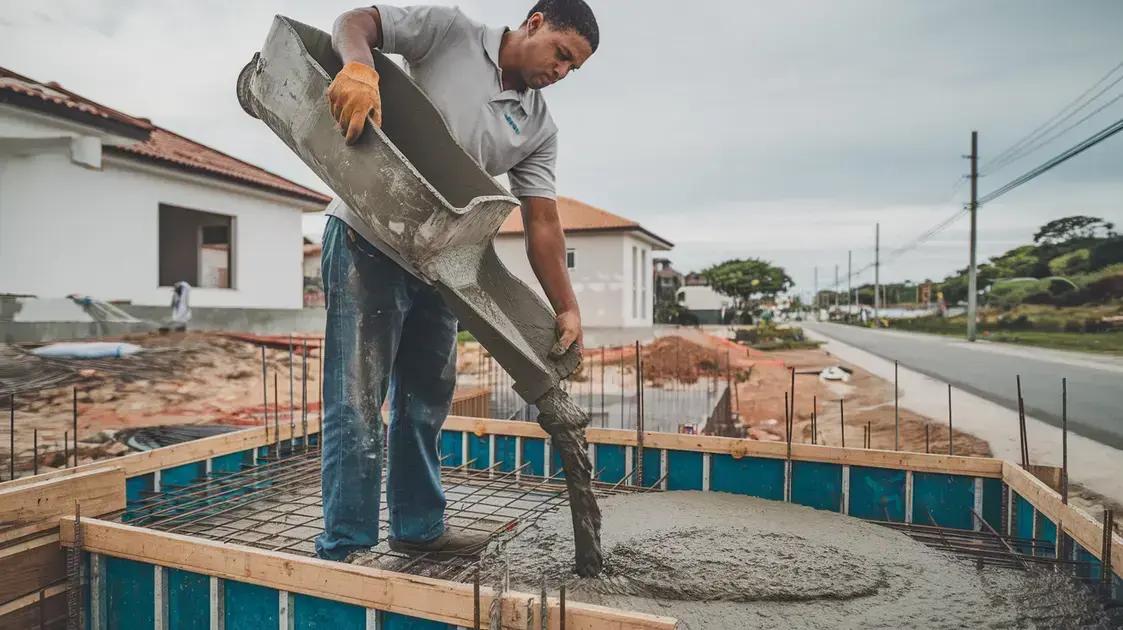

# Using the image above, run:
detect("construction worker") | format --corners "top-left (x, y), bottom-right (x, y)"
top-left (316, 1), bottom-right (598, 561)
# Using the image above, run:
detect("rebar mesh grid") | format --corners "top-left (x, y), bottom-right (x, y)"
top-left (115, 443), bottom-right (648, 582)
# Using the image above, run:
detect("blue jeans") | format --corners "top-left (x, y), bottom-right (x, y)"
top-left (314, 217), bottom-right (458, 561)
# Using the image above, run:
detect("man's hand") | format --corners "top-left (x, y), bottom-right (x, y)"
top-left (551, 309), bottom-right (583, 359)
top-left (327, 61), bottom-right (382, 144)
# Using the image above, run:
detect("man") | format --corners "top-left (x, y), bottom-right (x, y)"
top-left (316, 1), bottom-right (599, 561)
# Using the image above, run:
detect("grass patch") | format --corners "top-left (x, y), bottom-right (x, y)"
top-left (456, 330), bottom-right (475, 343)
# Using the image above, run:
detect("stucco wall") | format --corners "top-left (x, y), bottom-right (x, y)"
top-left (0, 111), bottom-right (313, 309)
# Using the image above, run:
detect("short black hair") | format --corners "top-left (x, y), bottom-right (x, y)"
top-left (527, 0), bottom-right (600, 52)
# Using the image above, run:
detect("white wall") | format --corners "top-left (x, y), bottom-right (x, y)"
top-left (494, 231), bottom-right (661, 329)
top-left (0, 115), bottom-right (309, 309)
top-left (678, 284), bottom-right (731, 311)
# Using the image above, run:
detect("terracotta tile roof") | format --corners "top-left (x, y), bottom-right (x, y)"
top-left (111, 128), bottom-right (331, 205)
top-left (498, 196), bottom-right (673, 248)
top-left (0, 66), bottom-right (330, 206)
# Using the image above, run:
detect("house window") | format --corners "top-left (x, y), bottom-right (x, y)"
top-left (631, 246), bottom-right (639, 319)
top-left (641, 248), bottom-right (648, 319)
top-left (159, 204), bottom-right (234, 288)
top-left (566, 248), bottom-right (576, 270)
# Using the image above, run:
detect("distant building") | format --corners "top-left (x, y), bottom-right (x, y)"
top-left (302, 238), bottom-right (324, 308)
top-left (676, 284), bottom-right (732, 325)
top-left (0, 66), bottom-right (330, 309)
top-left (494, 197), bottom-right (672, 335)
top-left (684, 272), bottom-right (708, 286)
top-left (653, 257), bottom-right (683, 306)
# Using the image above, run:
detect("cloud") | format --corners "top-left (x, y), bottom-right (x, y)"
top-left (3, 0), bottom-right (1121, 292)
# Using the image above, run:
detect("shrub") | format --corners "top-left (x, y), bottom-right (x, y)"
top-left (1048, 248), bottom-right (1091, 275)
top-left (1089, 238), bottom-right (1123, 270)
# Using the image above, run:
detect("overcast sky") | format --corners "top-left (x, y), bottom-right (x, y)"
top-left (3, 1), bottom-right (1121, 297)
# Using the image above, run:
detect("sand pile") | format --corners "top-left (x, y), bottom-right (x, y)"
top-left (483, 491), bottom-right (1114, 629)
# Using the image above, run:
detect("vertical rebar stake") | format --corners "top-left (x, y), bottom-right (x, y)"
top-left (289, 335), bottom-right (296, 448)
top-left (9, 394), bottom-right (14, 480)
top-left (63, 431), bottom-right (69, 471)
top-left (893, 360), bottom-right (900, 451)
top-left (947, 381), bottom-right (956, 453)
top-left (539, 575), bottom-right (548, 630)
top-left (1061, 378), bottom-right (1068, 505)
top-left (559, 583), bottom-right (566, 630)
top-left (72, 387), bottom-right (79, 467)
top-left (33, 428), bottom-right (38, 476)
top-left (274, 372), bottom-right (280, 457)
top-left (66, 501), bottom-right (83, 630)
top-left (261, 346), bottom-right (269, 443)
top-left (302, 343), bottom-right (309, 452)
top-left (473, 568), bottom-right (481, 630)
top-left (1101, 508), bottom-right (1114, 597)
top-left (839, 398), bottom-right (845, 448)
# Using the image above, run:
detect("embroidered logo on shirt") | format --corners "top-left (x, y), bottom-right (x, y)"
top-left (503, 112), bottom-right (521, 135)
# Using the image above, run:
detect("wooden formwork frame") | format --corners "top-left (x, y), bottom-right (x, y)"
top-left (3, 412), bottom-right (1120, 628)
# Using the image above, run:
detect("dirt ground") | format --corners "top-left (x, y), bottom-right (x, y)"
top-left (1, 333), bottom-right (322, 476)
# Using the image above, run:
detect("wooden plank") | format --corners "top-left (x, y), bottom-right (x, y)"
top-left (1003, 461), bottom-right (1123, 577)
top-left (446, 416), bottom-right (1003, 477)
top-left (60, 517), bottom-right (677, 630)
top-left (0, 582), bottom-right (67, 622)
top-left (0, 534), bottom-right (64, 606)
top-left (0, 418), bottom-right (320, 492)
top-left (0, 467), bottom-right (124, 543)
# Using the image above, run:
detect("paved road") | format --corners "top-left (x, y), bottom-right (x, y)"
top-left (802, 322), bottom-right (1123, 449)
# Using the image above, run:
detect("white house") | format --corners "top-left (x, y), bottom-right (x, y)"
top-left (494, 197), bottom-right (673, 333)
top-left (0, 67), bottom-right (330, 310)
top-left (677, 284), bottom-right (732, 325)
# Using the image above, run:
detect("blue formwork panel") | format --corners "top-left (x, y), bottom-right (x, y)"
top-left (550, 446), bottom-right (566, 479)
top-left (439, 431), bottom-right (463, 467)
top-left (1035, 514), bottom-right (1057, 558)
top-left (710, 454), bottom-right (784, 500)
top-left (1013, 494), bottom-right (1035, 554)
top-left (105, 557), bottom-right (154, 630)
top-left (1075, 545), bottom-right (1101, 580)
top-left (521, 438), bottom-right (546, 477)
top-left (224, 579), bottom-right (279, 629)
top-left (167, 568), bottom-right (209, 630)
top-left (494, 436), bottom-right (517, 473)
top-left (911, 472), bottom-right (975, 530)
top-left (211, 450), bottom-right (253, 475)
top-left (595, 444), bottom-right (626, 484)
top-left (381, 611), bottom-right (456, 630)
top-left (666, 450), bottom-right (704, 490)
top-left (294, 593), bottom-right (366, 629)
top-left (162, 461), bottom-right (206, 490)
top-left (640, 447), bottom-right (662, 488)
top-left (849, 466), bottom-right (906, 522)
top-left (982, 477), bottom-right (1002, 532)
top-left (468, 434), bottom-right (489, 471)
top-left (124, 474), bottom-right (155, 521)
top-left (790, 461), bottom-right (842, 511)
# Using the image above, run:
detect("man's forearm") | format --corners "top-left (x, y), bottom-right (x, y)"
top-left (521, 197), bottom-right (579, 315)
top-left (332, 8), bottom-right (383, 65)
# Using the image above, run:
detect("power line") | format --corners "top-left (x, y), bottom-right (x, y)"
top-left (983, 89), bottom-right (1123, 176)
top-left (978, 115), bottom-right (1123, 206)
top-left (981, 59), bottom-right (1123, 175)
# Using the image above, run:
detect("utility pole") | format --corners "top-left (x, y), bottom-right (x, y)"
top-left (847, 250), bottom-right (852, 318)
top-left (813, 266), bottom-right (819, 320)
top-left (833, 265), bottom-right (839, 310)
top-left (874, 223), bottom-right (880, 326)
top-left (967, 130), bottom-right (979, 342)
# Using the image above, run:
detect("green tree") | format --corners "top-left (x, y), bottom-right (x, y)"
top-left (701, 258), bottom-right (793, 306)
top-left (1033, 216), bottom-right (1116, 245)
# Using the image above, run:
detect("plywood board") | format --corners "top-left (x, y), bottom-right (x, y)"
top-left (0, 467), bottom-right (124, 542)
top-left (60, 517), bottom-right (678, 630)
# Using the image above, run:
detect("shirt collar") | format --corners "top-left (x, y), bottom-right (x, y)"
top-left (484, 25), bottom-right (535, 110)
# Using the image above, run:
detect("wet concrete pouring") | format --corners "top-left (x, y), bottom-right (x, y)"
top-left (480, 491), bottom-right (1117, 629)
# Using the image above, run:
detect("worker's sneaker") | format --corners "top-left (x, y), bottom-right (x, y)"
top-left (387, 528), bottom-right (490, 558)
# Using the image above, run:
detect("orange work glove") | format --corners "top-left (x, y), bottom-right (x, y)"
top-left (326, 61), bottom-right (382, 144)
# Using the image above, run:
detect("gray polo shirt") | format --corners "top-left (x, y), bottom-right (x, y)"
top-left (329, 4), bottom-right (558, 219)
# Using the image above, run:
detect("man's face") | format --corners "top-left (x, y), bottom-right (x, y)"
top-left (520, 13), bottom-right (594, 90)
